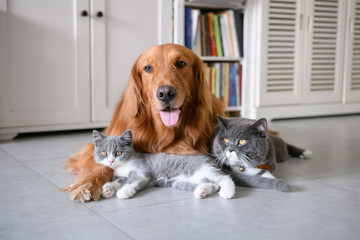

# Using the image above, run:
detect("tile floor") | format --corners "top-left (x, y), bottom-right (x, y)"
top-left (1, 115), bottom-right (360, 240)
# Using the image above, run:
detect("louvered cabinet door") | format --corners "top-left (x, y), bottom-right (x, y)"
top-left (302, 0), bottom-right (346, 103)
top-left (344, 0), bottom-right (360, 102)
top-left (258, 0), bottom-right (303, 106)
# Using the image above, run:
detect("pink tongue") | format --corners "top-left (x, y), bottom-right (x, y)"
top-left (159, 109), bottom-right (181, 126)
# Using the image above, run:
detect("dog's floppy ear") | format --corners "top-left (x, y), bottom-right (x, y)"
top-left (121, 56), bottom-right (144, 117)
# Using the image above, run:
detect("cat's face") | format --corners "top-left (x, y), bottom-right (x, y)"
top-left (215, 116), bottom-right (269, 167)
top-left (93, 130), bottom-right (133, 169)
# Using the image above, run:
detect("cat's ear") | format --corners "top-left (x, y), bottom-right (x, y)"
top-left (93, 130), bottom-right (105, 147)
top-left (120, 129), bottom-right (132, 146)
top-left (217, 114), bottom-right (229, 129)
top-left (251, 118), bottom-right (268, 137)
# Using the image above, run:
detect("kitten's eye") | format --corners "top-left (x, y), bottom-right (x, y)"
top-left (144, 65), bottom-right (153, 73)
top-left (239, 139), bottom-right (247, 145)
top-left (223, 138), bottom-right (229, 144)
top-left (101, 151), bottom-right (107, 157)
top-left (116, 151), bottom-right (122, 156)
top-left (176, 60), bottom-right (187, 68)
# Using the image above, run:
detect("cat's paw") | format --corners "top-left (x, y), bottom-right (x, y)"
top-left (218, 182), bottom-right (235, 199)
top-left (101, 182), bottom-right (116, 199)
top-left (116, 185), bottom-right (136, 199)
top-left (194, 184), bottom-right (220, 199)
top-left (300, 149), bottom-right (312, 159)
top-left (277, 180), bottom-right (291, 192)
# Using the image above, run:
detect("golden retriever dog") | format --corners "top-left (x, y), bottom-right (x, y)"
top-left (64, 43), bottom-right (225, 202)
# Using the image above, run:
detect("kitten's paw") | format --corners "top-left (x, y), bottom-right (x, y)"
top-left (194, 184), bottom-right (220, 199)
top-left (101, 182), bottom-right (115, 199)
top-left (277, 180), bottom-right (291, 192)
top-left (116, 185), bottom-right (136, 199)
top-left (300, 149), bottom-right (312, 159)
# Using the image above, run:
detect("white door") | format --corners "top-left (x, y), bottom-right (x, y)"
top-left (257, 0), bottom-right (303, 106)
top-left (0, 0), bottom-right (91, 128)
top-left (91, 0), bottom-right (173, 122)
top-left (344, 0), bottom-right (360, 102)
top-left (302, 0), bottom-right (346, 103)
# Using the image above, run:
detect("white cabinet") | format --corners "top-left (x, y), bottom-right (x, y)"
top-left (0, 0), bottom-right (172, 138)
top-left (243, 0), bottom-right (360, 120)
top-left (0, 0), bottom-right (91, 128)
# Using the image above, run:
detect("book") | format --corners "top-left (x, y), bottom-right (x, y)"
top-left (228, 11), bottom-right (240, 58)
top-left (184, 7), bottom-right (192, 50)
top-left (191, 9), bottom-right (202, 56)
top-left (219, 14), bottom-right (232, 57)
top-left (213, 14), bottom-right (223, 57)
top-left (234, 11), bottom-right (244, 57)
top-left (207, 12), bottom-right (217, 56)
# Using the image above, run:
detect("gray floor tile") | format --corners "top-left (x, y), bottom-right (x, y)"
top-left (316, 170), bottom-right (360, 194)
top-left (102, 179), bottom-right (360, 240)
top-left (85, 187), bottom-right (193, 214)
top-left (24, 157), bottom-right (76, 188)
top-left (0, 130), bottom-right (93, 162)
top-left (0, 149), bottom-right (131, 240)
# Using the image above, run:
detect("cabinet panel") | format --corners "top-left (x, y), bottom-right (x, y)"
top-left (302, 0), bottom-right (346, 103)
top-left (258, 0), bottom-right (303, 106)
top-left (91, 0), bottom-right (172, 122)
top-left (0, 0), bottom-right (90, 128)
top-left (344, 0), bottom-right (360, 102)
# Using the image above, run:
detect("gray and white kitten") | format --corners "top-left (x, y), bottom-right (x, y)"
top-left (210, 115), bottom-right (312, 192)
top-left (93, 130), bottom-right (235, 200)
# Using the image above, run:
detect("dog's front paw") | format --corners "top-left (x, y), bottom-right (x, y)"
top-left (116, 185), bottom-right (136, 199)
top-left (101, 182), bottom-right (116, 199)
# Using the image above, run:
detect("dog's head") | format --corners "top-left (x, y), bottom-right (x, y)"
top-left (124, 44), bottom-right (212, 128)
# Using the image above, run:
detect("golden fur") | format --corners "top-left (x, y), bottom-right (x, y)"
top-left (64, 44), bottom-right (225, 202)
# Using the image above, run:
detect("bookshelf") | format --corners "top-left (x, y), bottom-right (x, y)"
top-left (174, 0), bottom-right (244, 114)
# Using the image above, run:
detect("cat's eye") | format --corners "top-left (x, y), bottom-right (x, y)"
top-left (116, 151), bottom-right (122, 156)
top-left (239, 139), bottom-right (247, 145)
top-left (101, 151), bottom-right (107, 157)
top-left (223, 138), bottom-right (229, 144)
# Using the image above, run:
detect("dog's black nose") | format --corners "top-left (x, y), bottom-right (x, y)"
top-left (156, 86), bottom-right (176, 103)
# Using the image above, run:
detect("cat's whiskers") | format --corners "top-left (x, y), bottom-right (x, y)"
top-left (239, 153), bottom-right (258, 167)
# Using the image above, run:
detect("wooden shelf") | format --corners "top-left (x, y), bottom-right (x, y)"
top-left (225, 106), bottom-right (241, 112)
top-left (200, 56), bottom-right (242, 62)
top-left (184, 1), bottom-right (244, 11)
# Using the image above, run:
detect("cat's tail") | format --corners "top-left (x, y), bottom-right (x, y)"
top-left (287, 144), bottom-right (312, 159)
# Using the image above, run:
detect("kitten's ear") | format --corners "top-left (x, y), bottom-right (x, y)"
top-left (217, 114), bottom-right (229, 129)
top-left (251, 118), bottom-right (268, 137)
top-left (120, 129), bottom-right (132, 146)
top-left (93, 130), bottom-right (105, 147)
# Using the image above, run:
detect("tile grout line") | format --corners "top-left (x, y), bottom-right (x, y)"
top-left (96, 196), bottom-right (195, 215)
top-left (81, 203), bottom-right (136, 240)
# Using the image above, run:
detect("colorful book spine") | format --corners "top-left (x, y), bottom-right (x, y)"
top-left (207, 12), bottom-right (217, 56)
top-left (184, 7), bottom-right (192, 50)
top-left (213, 15), bottom-right (223, 57)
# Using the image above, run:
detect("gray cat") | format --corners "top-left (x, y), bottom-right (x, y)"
top-left (210, 115), bottom-right (312, 192)
top-left (93, 130), bottom-right (235, 200)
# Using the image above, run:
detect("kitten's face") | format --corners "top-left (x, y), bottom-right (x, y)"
top-left (93, 130), bottom-right (133, 169)
top-left (216, 116), bottom-right (269, 167)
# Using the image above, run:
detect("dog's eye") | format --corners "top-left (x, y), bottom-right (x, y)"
top-left (176, 60), bottom-right (187, 68)
top-left (144, 65), bottom-right (153, 73)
